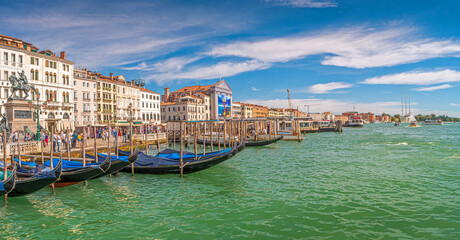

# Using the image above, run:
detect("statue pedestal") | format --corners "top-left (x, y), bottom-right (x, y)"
top-left (4, 99), bottom-right (37, 134)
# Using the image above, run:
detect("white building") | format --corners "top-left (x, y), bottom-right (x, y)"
top-left (161, 95), bottom-right (206, 122)
top-left (140, 87), bottom-right (160, 124)
top-left (0, 34), bottom-right (74, 131)
top-left (73, 69), bottom-right (98, 127)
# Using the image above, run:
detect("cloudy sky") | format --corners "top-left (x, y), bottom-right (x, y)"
top-left (1, 0), bottom-right (459, 116)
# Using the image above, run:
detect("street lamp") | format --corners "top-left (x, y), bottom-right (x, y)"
top-left (128, 102), bottom-right (133, 153)
top-left (28, 91), bottom-right (45, 141)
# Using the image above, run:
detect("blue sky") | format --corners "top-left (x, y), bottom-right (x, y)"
top-left (1, 0), bottom-right (459, 116)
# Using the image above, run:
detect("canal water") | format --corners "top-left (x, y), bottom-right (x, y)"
top-left (1, 123), bottom-right (459, 239)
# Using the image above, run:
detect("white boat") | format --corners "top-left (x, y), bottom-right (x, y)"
top-left (423, 119), bottom-right (443, 125)
top-left (344, 114), bottom-right (364, 127)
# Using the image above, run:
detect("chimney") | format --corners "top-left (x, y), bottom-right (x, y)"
top-left (164, 87), bottom-right (170, 102)
top-left (60, 51), bottom-right (66, 59)
top-left (110, 73), bottom-right (113, 80)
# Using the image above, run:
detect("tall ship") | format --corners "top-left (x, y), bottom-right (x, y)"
top-left (400, 83), bottom-right (417, 123)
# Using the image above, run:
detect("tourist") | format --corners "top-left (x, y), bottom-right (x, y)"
top-left (44, 132), bottom-right (49, 147)
top-left (72, 132), bottom-right (78, 149)
top-left (60, 131), bottom-right (67, 150)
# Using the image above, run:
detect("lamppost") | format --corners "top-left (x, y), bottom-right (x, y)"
top-left (128, 102), bottom-right (133, 153)
top-left (28, 91), bottom-right (47, 141)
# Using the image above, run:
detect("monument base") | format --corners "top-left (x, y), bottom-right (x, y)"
top-left (5, 99), bottom-right (37, 134)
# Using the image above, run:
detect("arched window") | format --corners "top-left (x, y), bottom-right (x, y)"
top-left (46, 90), bottom-right (49, 101)
top-left (48, 112), bottom-right (55, 118)
top-left (63, 113), bottom-right (69, 119)
top-left (53, 73), bottom-right (57, 83)
top-left (62, 92), bottom-right (65, 102)
top-left (62, 75), bottom-right (65, 84)
top-left (35, 70), bottom-right (38, 80)
top-left (30, 69), bottom-right (34, 80)
top-left (54, 90), bottom-right (57, 101)
top-left (66, 92), bottom-right (69, 102)
top-left (45, 72), bottom-right (49, 82)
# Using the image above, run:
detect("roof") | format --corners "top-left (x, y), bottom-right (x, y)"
top-left (179, 94), bottom-right (201, 99)
top-left (170, 81), bottom-right (220, 95)
top-left (140, 88), bottom-right (159, 95)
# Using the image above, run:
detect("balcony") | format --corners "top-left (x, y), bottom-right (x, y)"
top-left (62, 102), bottom-right (73, 108)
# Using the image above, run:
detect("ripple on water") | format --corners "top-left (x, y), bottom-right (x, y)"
top-left (0, 123), bottom-right (459, 239)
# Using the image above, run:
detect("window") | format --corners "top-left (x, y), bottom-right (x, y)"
top-left (94, 84), bottom-right (96, 88)
top-left (74, 81), bottom-right (76, 85)
top-left (3, 53), bottom-right (8, 63)
top-left (46, 60), bottom-right (49, 67)
top-left (19, 55), bottom-right (22, 64)
top-left (35, 70), bottom-right (38, 80)
top-left (11, 54), bottom-right (15, 63)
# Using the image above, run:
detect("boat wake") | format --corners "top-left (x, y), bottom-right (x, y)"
top-left (387, 142), bottom-right (408, 146)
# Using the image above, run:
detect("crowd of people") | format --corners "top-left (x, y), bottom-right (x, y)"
top-left (0, 125), bottom-right (162, 153)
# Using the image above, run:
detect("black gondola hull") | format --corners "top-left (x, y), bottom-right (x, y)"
top-left (9, 160), bottom-right (62, 197)
top-left (0, 166), bottom-right (16, 197)
top-left (120, 144), bottom-right (242, 174)
top-left (90, 150), bottom-right (139, 179)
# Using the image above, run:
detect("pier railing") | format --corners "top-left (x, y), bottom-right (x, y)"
top-left (0, 141), bottom-right (42, 156)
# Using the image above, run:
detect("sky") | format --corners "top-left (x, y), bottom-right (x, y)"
top-left (1, 0), bottom-right (459, 116)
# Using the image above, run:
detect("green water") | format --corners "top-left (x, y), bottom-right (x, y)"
top-left (1, 123), bottom-right (459, 239)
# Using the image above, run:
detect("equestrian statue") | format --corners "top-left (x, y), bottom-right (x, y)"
top-left (8, 70), bottom-right (37, 100)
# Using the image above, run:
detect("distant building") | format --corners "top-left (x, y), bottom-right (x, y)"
top-left (162, 79), bottom-right (232, 120)
top-left (334, 115), bottom-right (348, 122)
top-left (161, 95), bottom-right (206, 122)
top-left (241, 103), bottom-right (253, 118)
top-left (232, 102), bottom-right (242, 119)
top-left (323, 112), bottom-right (335, 121)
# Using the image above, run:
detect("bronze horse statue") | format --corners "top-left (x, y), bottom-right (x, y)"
top-left (8, 70), bottom-right (37, 100)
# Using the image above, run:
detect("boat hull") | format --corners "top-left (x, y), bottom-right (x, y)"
top-left (120, 144), bottom-right (241, 174)
top-left (0, 166), bottom-right (16, 197)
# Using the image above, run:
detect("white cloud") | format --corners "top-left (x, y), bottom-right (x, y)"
top-left (0, 2), bottom-right (251, 69)
top-left (265, 0), bottom-right (337, 8)
top-left (251, 87), bottom-right (261, 91)
top-left (123, 57), bottom-right (200, 72)
top-left (307, 82), bottom-right (354, 94)
top-left (451, 103), bottom-right (460, 106)
top-left (415, 84), bottom-right (453, 91)
top-left (361, 69), bottom-right (460, 85)
top-left (207, 28), bottom-right (460, 69)
top-left (146, 60), bottom-right (270, 84)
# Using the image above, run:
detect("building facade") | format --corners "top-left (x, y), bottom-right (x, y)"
top-left (140, 87), bottom-right (161, 124)
top-left (162, 79), bottom-right (232, 120)
top-left (161, 95), bottom-right (206, 122)
top-left (73, 69), bottom-right (98, 126)
top-left (232, 102), bottom-right (242, 119)
top-left (0, 34), bottom-right (74, 131)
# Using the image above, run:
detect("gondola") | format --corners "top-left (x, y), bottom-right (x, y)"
top-left (118, 144), bottom-right (239, 160)
top-left (0, 165), bottom-right (16, 197)
top-left (120, 142), bottom-right (243, 174)
top-left (8, 158), bottom-right (62, 197)
top-left (85, 148), bottom-right (139, 179)
top-left (196, 135), bottom-right (282, 147)
top-left (17, 155), bottom-right (111, 188)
